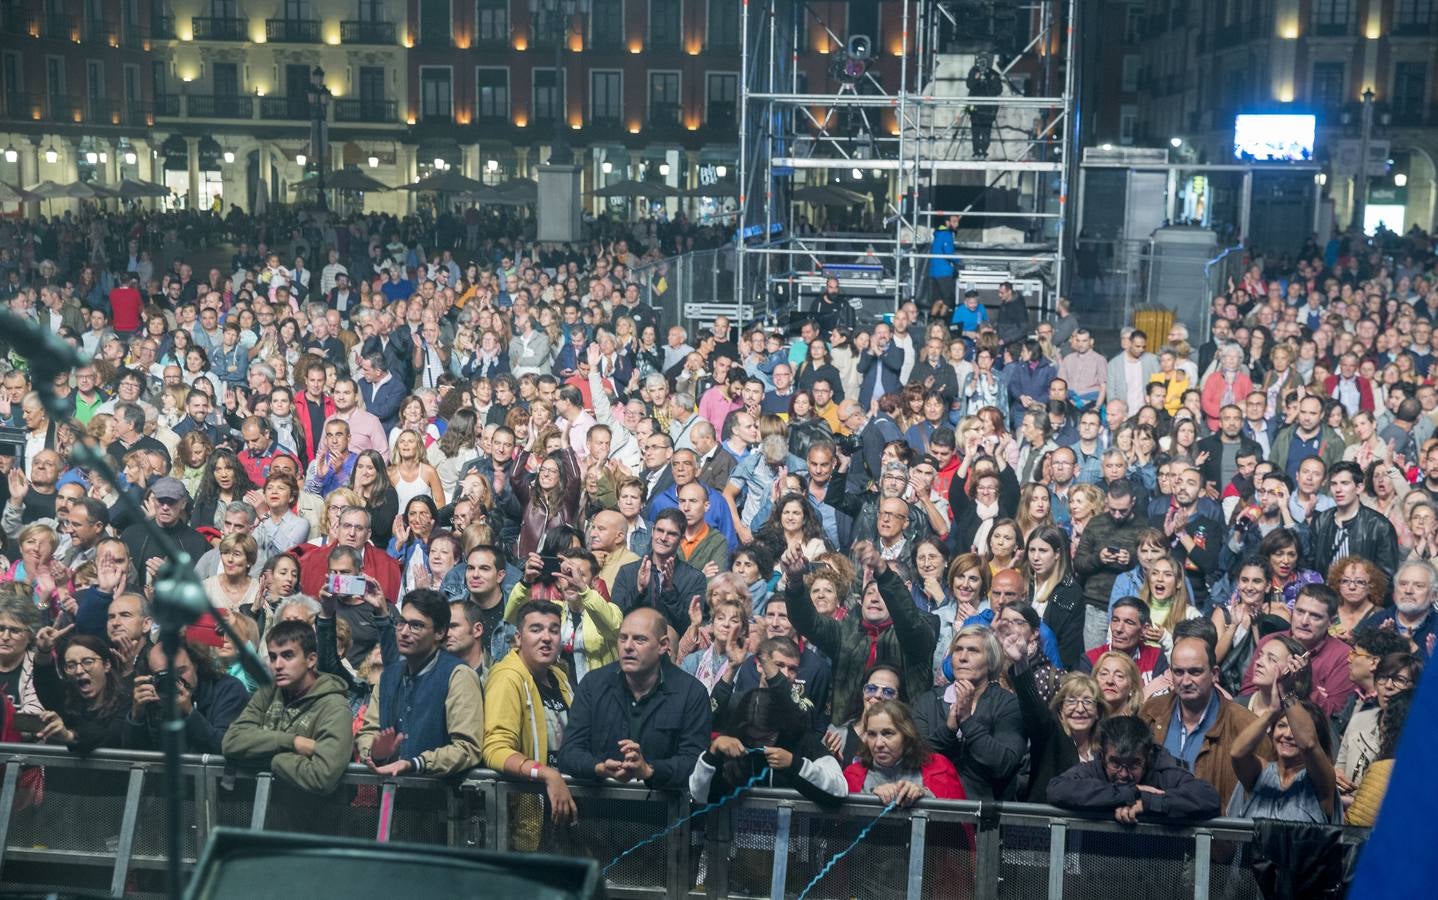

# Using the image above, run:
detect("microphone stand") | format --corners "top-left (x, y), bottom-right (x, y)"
top-left (32, 378), bottom-right (271, 900)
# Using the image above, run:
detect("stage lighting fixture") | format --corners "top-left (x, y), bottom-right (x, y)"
top-left (829, 34), bottom-right (874, 84)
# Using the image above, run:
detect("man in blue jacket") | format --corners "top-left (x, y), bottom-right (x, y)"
top-left (558, 607), bottom-right (711, 790)
top-left (358, 351), bottom-right (408, 432)
top-left (930, 214), bottom-right (960, 311)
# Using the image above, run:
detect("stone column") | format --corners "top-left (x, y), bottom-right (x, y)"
top-left (185, 135), bottom-right (201, 209)
top-left (19, 138), bottom-right (40, 219)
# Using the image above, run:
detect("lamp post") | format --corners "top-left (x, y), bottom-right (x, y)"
top-left (307, 66), bottom-right (332, 209)
top-left (1353, 87), bottom-right (1375, 234)
top-left (531, 0), bottom-right (588, 165)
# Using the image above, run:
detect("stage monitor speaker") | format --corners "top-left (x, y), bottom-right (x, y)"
top-left (186, 828), bottom-right (604, 900)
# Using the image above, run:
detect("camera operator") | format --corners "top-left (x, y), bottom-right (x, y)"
top-left (123, 639), bottom-right (249, 753)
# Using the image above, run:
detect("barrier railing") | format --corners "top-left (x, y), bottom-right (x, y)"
top-left (0, 744), bottom-right (1364, 899)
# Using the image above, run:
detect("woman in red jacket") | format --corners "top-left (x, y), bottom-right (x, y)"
top-left (842, 699), bottom-right (966, 805)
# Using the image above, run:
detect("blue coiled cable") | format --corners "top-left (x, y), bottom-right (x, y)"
top-left (795, 799), bottom-right (901, 900)
top-left (601, 748), bottom-right (769, 877)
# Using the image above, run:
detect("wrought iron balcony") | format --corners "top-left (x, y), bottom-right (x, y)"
top-left (186, 93), bottom-right (254, 119)
top-left (340, 20), bottom-right (394, 44)
top-left (191, 16), bottom-right (249, 41)
top-left (333, 98), bottom-right (397, 123)
top-left (265, 18), bottom-right (320, 43)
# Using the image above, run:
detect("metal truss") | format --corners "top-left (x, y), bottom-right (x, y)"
top-left (736, 0), bottom-right (1080, 322)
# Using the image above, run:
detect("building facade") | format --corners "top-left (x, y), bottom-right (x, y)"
top-left (0, 0), bottom-right (780, 219)
top-left (1082, 0), bottom-right (1436, 234)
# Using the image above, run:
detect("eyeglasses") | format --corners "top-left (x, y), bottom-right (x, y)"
top-left (0, 624), bottom-right (28, 637)
top-left (1062, 697), bottom-right (1098, 711)
top-left (863, 683), bottom-right (898, 699)
top-left (396, 619), bottom-right (431, 633)
top-left (1339, 578), bottom-right (1370, 588)
top-left (1377, 674), bottom-right (1414, 688)
top-left (64, 656), bottom-right (105, 673)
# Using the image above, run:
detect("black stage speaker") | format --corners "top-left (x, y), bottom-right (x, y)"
top-left (186, 828), bottom-right (605, 900)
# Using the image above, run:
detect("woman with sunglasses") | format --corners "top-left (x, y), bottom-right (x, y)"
top-left (822, 663), bottom-right (906, 764)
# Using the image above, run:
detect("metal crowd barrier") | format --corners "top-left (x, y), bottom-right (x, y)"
top-left (0, 743), bottom-right (1364, 899)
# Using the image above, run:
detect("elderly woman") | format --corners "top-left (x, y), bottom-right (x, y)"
top-left (680, 594), bottom-right (751, 692)
top-left (912, 625), bottom-right (1026, 800)
top-left (0, 586), bottom-right (63, 714)
top-left (1090, 649), bottom-right (1144, 718)
top-left (1005, 607), bottom-right (1107, 801)
top-left (4, 522), bottom-right (59, 593)
top-left (1200, 344), bottom-right (1253, 431)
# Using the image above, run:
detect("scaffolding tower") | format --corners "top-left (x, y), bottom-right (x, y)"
top-left (736, 0), bottom-right (1080, 325)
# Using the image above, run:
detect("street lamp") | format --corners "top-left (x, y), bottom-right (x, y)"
top-left (368, 154), bottom-right (379, 168)
top-left (530, 0), bottom-right (590, 166)
top-left (1169, 136), bottom-right (1183, 148)
top-left (307, 65), bottom-right (332, 209)
top-left (3, 145), bottom-right (16, 163)
top-left (43, 144), bottom-right (58, 164)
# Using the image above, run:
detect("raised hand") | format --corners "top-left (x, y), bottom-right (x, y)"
top-left (34, 622), bottom-right (75, 654)
top-left (6, 467), bottom-right (27, 504)
top-left (368, 726), bottom-right (406, 763)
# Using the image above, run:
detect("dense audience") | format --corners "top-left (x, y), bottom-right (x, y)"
top-left (0, 211), bottom-right (1433, 867)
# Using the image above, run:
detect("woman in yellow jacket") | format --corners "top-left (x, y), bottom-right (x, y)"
top-left (1149, 348), bottom-right (1190, 415)
top-left (503, 549), bottom-right (623, 679)
top-left (482, 597), bottom-right (575, 851)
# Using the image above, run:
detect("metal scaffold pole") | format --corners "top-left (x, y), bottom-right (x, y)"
top-left (738, 0), bottom-right (1080, 325)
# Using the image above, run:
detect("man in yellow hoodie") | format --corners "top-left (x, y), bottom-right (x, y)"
top-left (482, 599), bottom-right (574, 850)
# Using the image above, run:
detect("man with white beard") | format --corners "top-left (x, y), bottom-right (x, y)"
top-left (1364, 560), bottom-right (1437, 663)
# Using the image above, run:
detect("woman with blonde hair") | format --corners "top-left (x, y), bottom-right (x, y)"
top-left (309, 487), bottom-right (364, 547)
top-left (1065, 483), bottom-right (1104, 552)
top-left (1003, 602), bottom-right (1107, 801)
top-left (203, 532), bottom-right (260, 612)
top-left (1137, 554), bottom-right (1200, 647)
top-left (1090, 650), bottom-right (1144, 716)
top-left (388, 428), bottom-right (446, 507)
top-left (172, 430), bottom-right (214, 494)
top-left (680, 594), bottom-right (751, 691)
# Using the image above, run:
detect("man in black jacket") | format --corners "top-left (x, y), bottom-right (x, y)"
top-left (1047, 715), bottom-right (1220, 823)
top-left (1072, 480), bottom-right (1146, 648)
top-left (609, 509), bottom-right (707, 635)
top-left (119, 477), bottom-right (213, 590)
top-left (1308, 460), bottom-right (1400, 578)
top-left (1194, 405), bottom-right (1264, 497)
top-left (557, 608), bottom-right (710, 791)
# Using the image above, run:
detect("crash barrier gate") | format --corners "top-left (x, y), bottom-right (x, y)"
top-left (0, 743), bottom-right (1368, 899)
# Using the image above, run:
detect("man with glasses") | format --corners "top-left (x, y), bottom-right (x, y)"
top-left (1074, 480), bottom-right (1145, 649)
top-left (1140, 636), bottom-right (1266, 806)
top-left (356, 589), bottom-right (484, 777)
top-left (298, 507), bottom-right (402, 606)
top-left (611, 508), bottom-right (707, 636)
top-left (303, 419), bottom-right (358, 499)
top-left (119, 476), bottom-right (210, 590)
top-left (649, 448), bottom-right (738, 550)
top-left (1364, 559), bottom-right (1437, 663)
top-left (638, 431), bottom-right (675, 504)
top-left (1333, 627), bottom-right (1412, 738)
top-left (1047, 715), bottom-right (1219, 823)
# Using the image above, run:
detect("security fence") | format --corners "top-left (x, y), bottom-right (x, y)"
top-left (630, 247), bottom-right (751, 334)
top-left (0, 743), bottom-right (1364, 899)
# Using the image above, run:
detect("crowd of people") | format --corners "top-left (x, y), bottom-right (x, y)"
top-left (0, 209), bottom-right (1430, 877)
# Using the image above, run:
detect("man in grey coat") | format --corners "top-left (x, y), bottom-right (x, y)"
top-left (1106, 328), bottom-right (1160, 418)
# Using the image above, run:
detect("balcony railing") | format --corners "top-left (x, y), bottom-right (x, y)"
top-left (154, 93), bottom-right (181, 116)
top-left (152, 15), bottom-right (174, 39)
top-left (260, 95), bottom-right (310, 120)
top-left (1310, 20), bottom-right (1351, 37)
top-left (1, 90), bottom-right (40, 121)
top-left (186, 93), bottom-right (254, 119)
top-left (45, 93), bottom-right (82, 122)
top-left (40, 11), bottom-right (70, 39)
top-left (86, 96), bottom-right (122, 125)
top-left (126, 100), bottom-right (154, 125)
top-left (265, 18), bottom-right (320, 43)
top-left (333, 98), bottom-right (397, 123)
top-left (191, 16), bottom-right (248, 41)
top-left (340, 19), bottom-right (394, 44)
top-left (85, 17), bottom-right (116, 44)
top-left (648, 101), bottom-right (683, 127)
